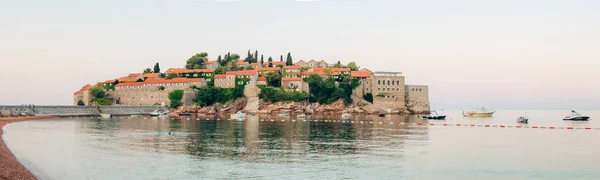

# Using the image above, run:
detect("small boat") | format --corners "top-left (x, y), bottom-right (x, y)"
top-left (179, 113), bottom-right (192, 117)
top-left (149, 110), bottom-right (169, 117)
top-left (341, 113), bottom-right (352, 119)
top-left (463, 107), bottom-right (495, 117)
top-left (297, 114), bottom-right (307, 119)
top-left (131, 115), bottom-right (142, 118)
top-left (378, 113), bottom-right (386, 117)
top-left (423, 110), bottom-right (446, 120)
top-left (517, 116), bottom-right (529, 123)
top-left (563, 110), bottom-right (590, 121)
top-left (230, 111), bottom-right (247, 120)
top-left (100, 113), bottom-right (112, 119)
top-left (276, 113), bottom-right (289, 117)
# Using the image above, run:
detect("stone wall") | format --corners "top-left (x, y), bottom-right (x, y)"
top-left (0, 105), bottom-right (168, 116)
top-left (371, 73), bottom-right (406, 111)
top-left (405, 85), bottom-right (430, 113)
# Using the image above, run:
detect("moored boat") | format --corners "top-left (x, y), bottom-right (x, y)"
top-left (100, 113), bottom-right (112, 119)
top-left (463, 107), bottom-right (495, 117)
top-left (230, 111), bottom-right (247, 120)
top-left (563, 110), bottom-right (590, 121)
top-left (517, 116), bottom-right (529, 123)
top-left (149, 109), bottom-right (169, 117)
top-left (423, 110), bottom-right (446, 120)
top-left (276, 113), bottom-right (289, 117)
top-left (341, 113), bottom-right (352, 119)
top-left (297, 114), bottom-right (307, 119)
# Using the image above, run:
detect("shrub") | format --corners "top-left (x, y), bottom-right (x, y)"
top-left (77, 100), bottom-right (85, 106)
top-left (91, 98), bottom-right (111, 105)
top-left (196, 86), bottom-right (244, 107)
top-left (168, 90), bottom-right (184, 108)
top-left (158, 86), bottom-right (165, 91)
top-left (259, 87), bottom-right (309, 103)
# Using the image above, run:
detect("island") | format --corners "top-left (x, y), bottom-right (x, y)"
top-left (73, 51), bottom-right (430, 115)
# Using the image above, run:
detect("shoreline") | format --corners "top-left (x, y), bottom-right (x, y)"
top-left (0, 116), bottom-right (55, 180)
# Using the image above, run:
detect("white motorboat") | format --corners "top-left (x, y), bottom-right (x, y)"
top-left (100, 113), bottom-right (112, 119)
top-left (149, 109), bottom-right (169, 117)
top-left (230, 111), bottom-right (247, 120)
top-left (423, 110), bottom-right (446, 120)
top-left (517, 116), bottom-right (529, 123)
top-left (297, 114), bottom-right (307, 119)
top-left (341, 113), bottom-right (352, 119)
top-left (563, 110), bottom-right (590, 121)
top-left (276, 113), bottom-right (289, 117)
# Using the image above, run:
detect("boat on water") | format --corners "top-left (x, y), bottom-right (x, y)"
top-left (179, 113), bottom-right (192, 117)
top-left (517, 116), bottom-right (529, 123)
top-left (297, 114), bottom-right (307, 119)
top-left (463, 107), bottom-right (495, 117)
top-left (341, 113), bottom-right (352, 119)
top-left (423, 110), bottom-right (446, 120)
top-left (100, 113), bottom-right (112, 119)
top-left (149, 109), bottom-right (169, 117)
top-left (230, 111), bottom-right (247, 120)
top-left (276, 113), bottom-right (289, 117)
top-left (563, 110), bottom-right (590, 121)
top-left (130, 115), bottom-right (142, 118)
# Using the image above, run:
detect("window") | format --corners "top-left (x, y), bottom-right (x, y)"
top-left (387, 88), bottom-right (390, 91)
top-left (246, 82), bottom-right (250, 85)
top-left (378, 88), bottom-right (380, 91)
top-left (397, 80), bottom-right (399, 85)
top-left (366, 88), bottom-right (369, 91)
top-left (392, 96), bottom-right (395, 99)
top-left (193, 74), bottom-right (198, 77)
top-left (207, 79), bottom-right (211, 82)
top-left (206, 74), bottom-right (211, 77)
top-left (238, 76), bottom-right (243, 78)
top-left (392, 81), bottom-right (394, 85)
top-left (387, 80), bottom-right (390, 85)
top-left (378, 80), bottom-right (380, 85)
top-left (238, 82), bottom-right (243, 85)
top-left (397, 88), bottom-right (400, 91)
top-left (419, 88), bottom-right (422, 91)
top-left (290, 83), bottom-right (294, 87)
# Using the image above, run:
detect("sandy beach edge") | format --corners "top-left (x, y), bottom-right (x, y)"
top-left (0, 116), bottom-right (55, 180)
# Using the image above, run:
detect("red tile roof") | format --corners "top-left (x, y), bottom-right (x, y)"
top-left (281, 78), bottom-right (303, 81)
top-left (255, 67), bottom-right (279, 71)
top-left (300, 71), bottom-right (340, 76)
top-left (226, 70), bottom-right (257, 76)
top-left (257, 77), bottom-right (267, 81)
top-left (283, 66), bottom-right (301, 69)
top-left (104, 79), bottom-right (117, 83)
top-left (351, 71), bottom-right (371, 78)
top-left (118, 77), bottom-right (141, 83)
top-left (142, 73), bottom-right (160, 78)
top-left (128, 73), bottom-right (141, 77)
top-left (236, 60), bottom-right (249, 65)
top-left (74, 84), bottom-right (93, 94)
top-left (214, 74), bottom-right (226, 79)
top-left (144, 78), bottom-right (188, 84)
top-left (313, 68), bottom-right (351, 72)
top-left (166, 68), bottom-right (215, 74)
top-left (250, 62), bottom-right (260, 66)
top-left (187, 78), bottom-right (204, 82)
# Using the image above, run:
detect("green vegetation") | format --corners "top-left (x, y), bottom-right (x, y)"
top-left (268, 56), bottom-right (273, 67)
top-left (196, 86), bottom-right (244, 107)
top-left (77, 100), bottom-right (85, 106)
top-left (347, 61), bottom-right (359, 71)
top-left (158, 86), bottom-right (165, 91)
top-left (91, 98), bottom-right (111, 105)
top-left (363, 93), bottom-right (373, 103)
top-left (143, 68), bottom-right (152, 74)
top-left (376, 93), bottom-right (386, 98)
top-left (154, 62), bottom-right (160, 73)
top-left (166, 73), bottom-right (178, 79)
top-left (168, 90), bottom-right (184, 108)
top-left (304, 74), bottom-right (356, 105)
top-left (258, 86), bottom-right (309, 103)
top-left (90, 85), bottom-right (106, 99)
top-left (215, 66), bottom-right (226, 74)
top-left (265, 71), bottom-right (281, 87)
top-left (185, 52), bottom-right (208, 69)
top-left (286, 52), bottom-right (293, 66)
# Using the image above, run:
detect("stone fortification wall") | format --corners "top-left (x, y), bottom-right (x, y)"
top-left (0, 105), bottom-right (168, 116)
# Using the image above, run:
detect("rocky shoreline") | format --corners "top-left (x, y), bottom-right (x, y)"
top-left (175, 98), bottom-right (430, 115)
top-left (0, 116), bottom-right (55, 180)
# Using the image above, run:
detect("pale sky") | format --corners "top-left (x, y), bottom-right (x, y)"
top-left (1, 0), bottom-right (599, 109)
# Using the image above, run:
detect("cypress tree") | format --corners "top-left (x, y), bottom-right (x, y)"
top-left (286, 52), bottom-right (293, 66)
top-left (254, 50), bottom-right (258, 63)
top-left (268, 56), bottom-right (273, 67)
top-left (153, 62), bottom-right (160, 73)
top-left (280, 55), bottom-right (283, 62)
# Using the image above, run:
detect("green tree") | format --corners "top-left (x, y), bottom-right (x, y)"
top-left (268, 56), bottom-right (273, 67)
top-left (215, 66), bottom-right (226, 74)
top-left (286, 52), bottom-right (293, 65)
top-left (185, 52), bottom-right (208, 69)
top-left (153, 62), bottom-right (160, 73)
top-left (265, 71), bottom-right (282, 87)
top-left (246, 65), bottom-right (254, 70)
top-left (230, 53), bottom-right (240, 61)
top-left (158, 86), bottom-right (165, 91)
top-left (89, 85), bottom-right (106, 98)
top-left (77, 100), bottom-right (85, 106)
top-left (280, 55), bottom-right (283, 62)
top-left (254, 50), bottom-right (258, 63)
top-left (166, 73), bottom-right (178, 79)
top-left (168, 90), bottom-right (184, 108)
top-left (333, 61), bottom-right (343, 68)
top-left (363, 93), bottom-right (373, 103)
top-left (143, 68), bottom-right (152, 74)
top-left (347, 61), bottom-right (359, 71)
top-left (245, 50), bottom-right (253, 63)
top-left (261, 55), bottom-right (264, 65)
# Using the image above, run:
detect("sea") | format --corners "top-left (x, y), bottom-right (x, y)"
top-left (3, 110), bottom-right (600, 180)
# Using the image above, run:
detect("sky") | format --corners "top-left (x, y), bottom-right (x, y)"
top-left (1, 0), bottom-right (599, 109)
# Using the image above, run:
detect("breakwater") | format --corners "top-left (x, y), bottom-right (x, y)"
top-left (0, 105), bottom-right (168, 116)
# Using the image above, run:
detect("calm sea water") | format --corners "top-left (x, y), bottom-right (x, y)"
top-left (4, 110), bottom-right (600, 180)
